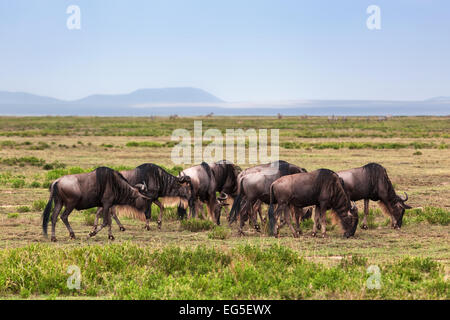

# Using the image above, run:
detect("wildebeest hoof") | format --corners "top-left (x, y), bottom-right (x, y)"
top-left (51, 236), bottom-right (57, 242)
top-left (70, 232), bottom-right (76, 239)
top-left (157, 220), bottom-right (162, 229)
top-left (311, 232), bottom-right (317, 237)
top-left (88, 231), bottom-right (96, 237)
top-left (361, 224), bottom-right (368, 230)
top-left (144, 225), bottom-right (150, 231)
top-left (321, 233), bottom-right (328, 238)
top-left (119, 227), bottom-right (126, 232)
top-left (108, 235), bottom-right (115, 240)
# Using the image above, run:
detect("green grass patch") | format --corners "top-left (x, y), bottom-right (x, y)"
top-left (404, 207), bottom-right (449, 226)
top-left (32, 200), bottom-right (47, 212)
top-left (208, 226), bottom-right (232, 240)
top-left (180, 218), bottom-right (215, 232)
top-left (0, 243), bottom-right (446, 299)
top-left (17, 206), bottom-right (30, 213)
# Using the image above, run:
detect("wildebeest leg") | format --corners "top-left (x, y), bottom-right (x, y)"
top-left (155, 200), bottom-right (164, 229)
top-left (292, 206), bottom-right (302, 235)
top-left (93, 207), bottom-right (102, 233)
top-left (257, 202), bottom-right (265, 224)
top-left (194, 200), bottom-right (203, 219)
top-left (249, 200), bottom-right (260, 232)
top-left (361, 199), bottom-right (369, 230)
top-left (89, 205), bottom-right (111, 237)
top-left (144, 204), bottom-right (152, 231)
top-left (319, 204), bottom-right (328, 238)
top-left (237, 201), bottom-right (251, 236)
top-left (106, 208), bottom-right (115, 240)
top-left (111, 206), bottom-right (125, 231)
top-left (312, 205), bottom-right (321, 237)
top-left (206, 197), bottom-right (220, 225)
top-left (272, 203), bottom-right (285, 238)
top-left (50, 202), bottom-right (63, 242)
top-left (59, 206), bottom-right (76, 240)
top-left (285, 205), bottom-right (299, 238)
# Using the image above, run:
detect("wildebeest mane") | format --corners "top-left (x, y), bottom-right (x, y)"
top-left (277, 160), bottom-right (290, 176)
top-left (95, 167), bottom-right (136, 203)
top-left (212, 161), bottom-right (240, 194)
top-left (200, 162), bottom-right (212, 180)
top-left (135, 163), bottom-right (179, 197)
top-left (363, 162), bottom-right (397, 203)
top-left (313, 169), bottom-right (349, 212)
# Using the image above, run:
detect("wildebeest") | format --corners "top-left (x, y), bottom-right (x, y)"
top-left (179, 160), bottom-right (241, 224)
top-left (93, 163), bottom-right (195, 231)
top-left (228, 160), bottom-right (310, 235)
top-left (42, 167), bottom-right (152, 242)
top-left (338, 162), bottom-right (411, 229)
top-left (268, 169), bottom-right (359, 238)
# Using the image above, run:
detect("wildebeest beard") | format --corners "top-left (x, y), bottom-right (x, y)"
top-left (313, 169), bottom-right (350, 214)
top-left (95, 167), bottom-right (136, 204)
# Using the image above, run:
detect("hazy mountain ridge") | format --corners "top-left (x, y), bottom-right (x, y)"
top-left (0, 89), bottom-right (449, 116)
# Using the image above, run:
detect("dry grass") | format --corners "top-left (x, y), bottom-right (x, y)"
top-left (0, 116), bottom-right (448, 299)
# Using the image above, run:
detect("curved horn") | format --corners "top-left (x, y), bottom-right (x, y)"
top-left (218, 192), bottom-right (228, 201)
top-left (135, 183), bottom-right (145, 191)
top-left (400, 192), bottom-right (408, 202)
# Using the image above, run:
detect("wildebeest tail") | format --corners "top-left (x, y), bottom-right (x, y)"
top-left (42, 182), bottom-right (59, 237)
top-left (228, 178), bottom-right (244, 224)
top-left (268, 183), bottom-right (276, 236)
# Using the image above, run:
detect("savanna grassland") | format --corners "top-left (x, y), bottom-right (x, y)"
top-left (0, 116), bottom-right (448, 300)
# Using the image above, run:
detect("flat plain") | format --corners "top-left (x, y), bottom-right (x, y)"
top-left (0, 116), bottom-right (448, 299)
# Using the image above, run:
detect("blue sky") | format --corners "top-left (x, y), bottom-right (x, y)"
top-left (0, 0), bottom-right (449, 101)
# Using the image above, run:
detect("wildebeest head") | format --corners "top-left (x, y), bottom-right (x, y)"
top-left (214, 192), bottom-right (229, 217)
top-left (322, 171), bottom-right (359, 237)
top-left (390, 192), bottom-right (411, 228)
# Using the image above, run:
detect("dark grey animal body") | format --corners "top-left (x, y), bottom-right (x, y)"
top-left (338, 163), bottom-right (411, 229)
top-left (268, 169), bottom-right (359, 238)
top-left (228, 160), bottom-right (309, 234)
top-left (179, 160), bottom-right (241, 224)
top-left (94, 163), bottom-right (195, 231)
top-left (42, 167), bottom-right (151, 241)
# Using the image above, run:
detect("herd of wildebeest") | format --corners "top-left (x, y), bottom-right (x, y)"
top-left (42, 160), bottom-right (411, 242)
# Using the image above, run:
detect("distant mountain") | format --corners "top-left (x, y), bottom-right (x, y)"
top-left (427, 96), bottom-right (450, 102)
top-left (72, 87), bottom-right (224, 105)
top-left (0, 91), bottom-right (63, 105)
top-left (0, 89), bottom-right (449, 116)
top-left (0, 87), bottom-right (223, 106)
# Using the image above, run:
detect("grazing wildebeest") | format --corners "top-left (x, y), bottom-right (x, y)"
top-left (338, 162), bottom-right (411, 229)
top-left (42, 167), bottom-right (152, 242)
top-left (93, 163), bottom-right (195, 231)
top-left (268, 169), bottom-right (359, 238)
top-left (179, 160), bottom-right (241, 224)
top-left (228, 160), bottom-right (310, 235)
